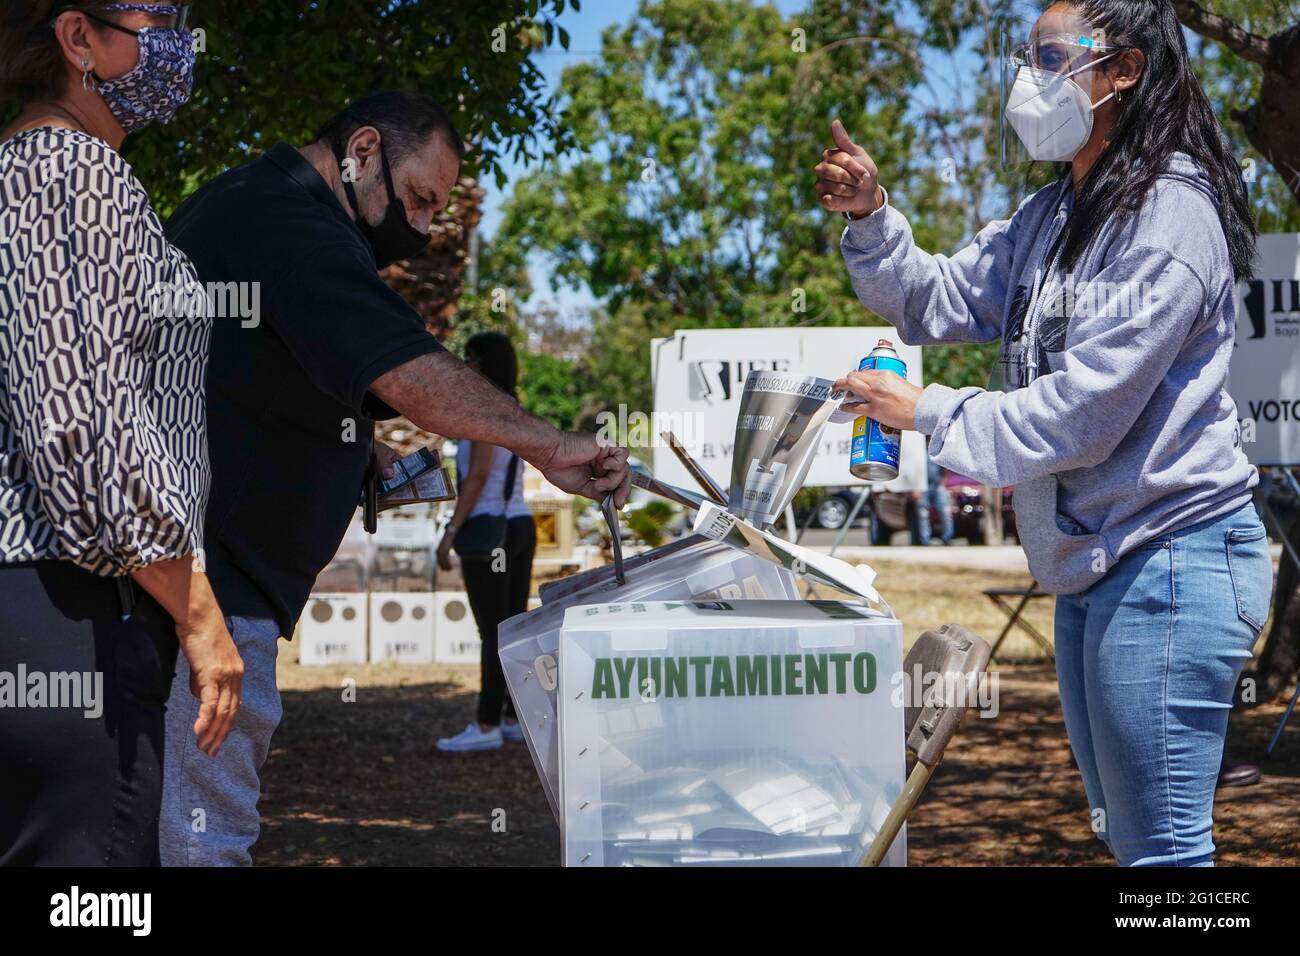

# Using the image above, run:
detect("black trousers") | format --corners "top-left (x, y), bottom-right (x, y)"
top-left (461, 515), bottom-right (536, 726)
top-left (0, 561), bottom-right (177, 866)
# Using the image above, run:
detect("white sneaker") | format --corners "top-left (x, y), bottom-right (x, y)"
top-left (436, 723), bottom-right (503, 752)
top-left (501, 721), bottom-right (524, 742)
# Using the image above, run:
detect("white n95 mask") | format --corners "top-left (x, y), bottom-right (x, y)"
top-left (1003, 52), bottom-right (1118, 162)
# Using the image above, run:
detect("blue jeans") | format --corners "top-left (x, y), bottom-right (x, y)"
top-left (1053, 502), bottom-right (1271, 866)
top-left (912, 484), bottom-right (954, 545)
top-left (160, 616), bottom-right (282, 866)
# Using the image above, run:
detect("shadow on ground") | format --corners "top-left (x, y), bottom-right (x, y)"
top-left (254, 665), bottom-right (1299, 866)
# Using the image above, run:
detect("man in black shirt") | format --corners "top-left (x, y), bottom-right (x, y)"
top-left (159, 91), bottom-right (629, 865)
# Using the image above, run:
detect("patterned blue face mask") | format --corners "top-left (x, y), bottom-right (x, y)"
top-left (82, 4), bottom-right (196, 134)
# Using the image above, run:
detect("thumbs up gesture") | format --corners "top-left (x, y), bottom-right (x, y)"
top-left (815, 119), bottom-right (883, 218)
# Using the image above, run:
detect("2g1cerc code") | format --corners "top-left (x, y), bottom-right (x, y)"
top-left (1122, 892), bottom-right (1251, 906)
top-left (1188, 892), bottom-right (1250, 905)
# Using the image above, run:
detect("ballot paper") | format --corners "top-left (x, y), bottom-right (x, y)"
top-left (558, 599), bottom-right (906, 867)
top-left (693, 499), bottom-right (886, 610)
top-left (728, 372), bottom-right (844, 527)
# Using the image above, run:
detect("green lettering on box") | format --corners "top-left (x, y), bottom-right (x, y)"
top-left (830, 653), bottom-right (851, 693)
top-left (613, 658), bottom-right (636, 698)
top-left (592, 659), bottom-right (616, 699)
top-left (637, 656), bottom-right (662, 700)
top-left (736, 656), bottom-right (767, 696)
top-left (664, 657), bottom-right (688, 698)
top-left (710, 656), bottom-right (735, 697)
top-left (689, 656), bottom-right (710, 697)
top-left (784, 654), bottom-right (802, 695)
top-left (853, 652), bottom-right (877, 694)
top-left (804, 654), bottom-right (828, 695)
top-left (593, 652), bottom-right (881, 699)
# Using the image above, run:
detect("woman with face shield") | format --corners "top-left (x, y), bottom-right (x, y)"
top-left (0, 3), bottom-right (242, 865)
top-left (815, 0), bottom-right (1267, 866)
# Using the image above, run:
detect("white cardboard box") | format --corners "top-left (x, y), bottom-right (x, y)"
top-left (298, 593), bottom-right (369, 666)
top-left (369, 591), bottom-right (435, 663)
top-left (558, 599), bottom-right (905, 867)
top-left (434, 591), bottom-right (481, 664)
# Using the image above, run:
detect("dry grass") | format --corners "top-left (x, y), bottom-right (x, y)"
top-left (795, 559), bottom-right (1055, 661)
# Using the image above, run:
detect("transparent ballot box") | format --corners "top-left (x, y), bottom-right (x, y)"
top-left (558, 599), bottom-right (905, 867)
top-left (499, 536), bottom-right (799, 819)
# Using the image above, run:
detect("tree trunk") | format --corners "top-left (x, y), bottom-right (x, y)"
top-left (1232, 24), bottom-right (1300, 205)
top-left (1175, 1), bottom-right (1300, 204)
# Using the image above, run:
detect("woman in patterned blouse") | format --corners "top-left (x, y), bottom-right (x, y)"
top-left (0, 2), bottom-right (242, 865)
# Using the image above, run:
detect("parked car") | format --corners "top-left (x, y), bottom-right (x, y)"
top-left (797, 475), bottom-right (1017, 545)
top-left (806, 490), bottom-right (869, 531)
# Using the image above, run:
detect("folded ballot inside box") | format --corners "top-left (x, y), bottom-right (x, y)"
top-left (499, 537), bottom-right (799, 820)
top-left (558, 599), bottom-right (905, 867)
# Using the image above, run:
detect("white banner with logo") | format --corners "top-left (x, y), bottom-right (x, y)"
top-left (1229, 233), bottom-right (1300, 465)
top-left (651, 328), bottom-right (927, 492)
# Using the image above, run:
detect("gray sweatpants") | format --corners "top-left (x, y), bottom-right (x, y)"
top-left (160, 616), bottom-right (282, 867)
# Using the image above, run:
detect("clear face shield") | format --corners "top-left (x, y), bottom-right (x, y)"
top-left (50, 3), bottom-right (192, 31)
top-left (998, 12), bottom-right (1121, 166)
top-left (109, 3), bottom-right (192, 31)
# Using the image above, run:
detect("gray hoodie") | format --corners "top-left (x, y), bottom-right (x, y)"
top-left (840, 153), bottom-right (1256, 594)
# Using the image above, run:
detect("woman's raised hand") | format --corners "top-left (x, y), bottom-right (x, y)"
top-left (815, 120), bottom-right (884, 218)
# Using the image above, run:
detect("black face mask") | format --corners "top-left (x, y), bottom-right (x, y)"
top-left (334, 138), bottom-right (430, 268)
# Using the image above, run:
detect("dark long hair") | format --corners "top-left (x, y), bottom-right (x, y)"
top-left (1052, 0), bottom-right (1256, 280)
top-left (464, 331), bottom-right (518, 401)
top-left (1, 2), bottom-right (104, 102)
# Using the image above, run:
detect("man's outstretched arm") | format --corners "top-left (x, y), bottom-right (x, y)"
top-left (370, 350), bottom-right (630, 506)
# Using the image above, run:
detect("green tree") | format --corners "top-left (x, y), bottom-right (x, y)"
top-left (518, 351), bottom-right (585, 427)
top-left (497, 0), bottom-right (985, 438)
top-left (109, 0), bottom-right (582, 214)
top-left (1177, 0), bottom-right (1300, 232)
top-left (496, 0), bottom-right (1299, 420)
top-left (1174, 0), bottom-right (1300, 212)
top-left (494, 0), bottom-right (1065, 427)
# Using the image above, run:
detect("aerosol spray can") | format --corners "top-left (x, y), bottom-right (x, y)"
top-left (849, 339), bottom-right (906, 482)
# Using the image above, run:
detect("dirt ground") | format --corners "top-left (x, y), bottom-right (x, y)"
top-left (255, 561), bottom-right (1300, 866)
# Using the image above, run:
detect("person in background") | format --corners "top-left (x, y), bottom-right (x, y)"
top-left (911, 458), bottom-right (954, 546)
top-left (0, 1), bottom-right (242, 866)
top-left (435, 332), bottom-right (535, 752)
